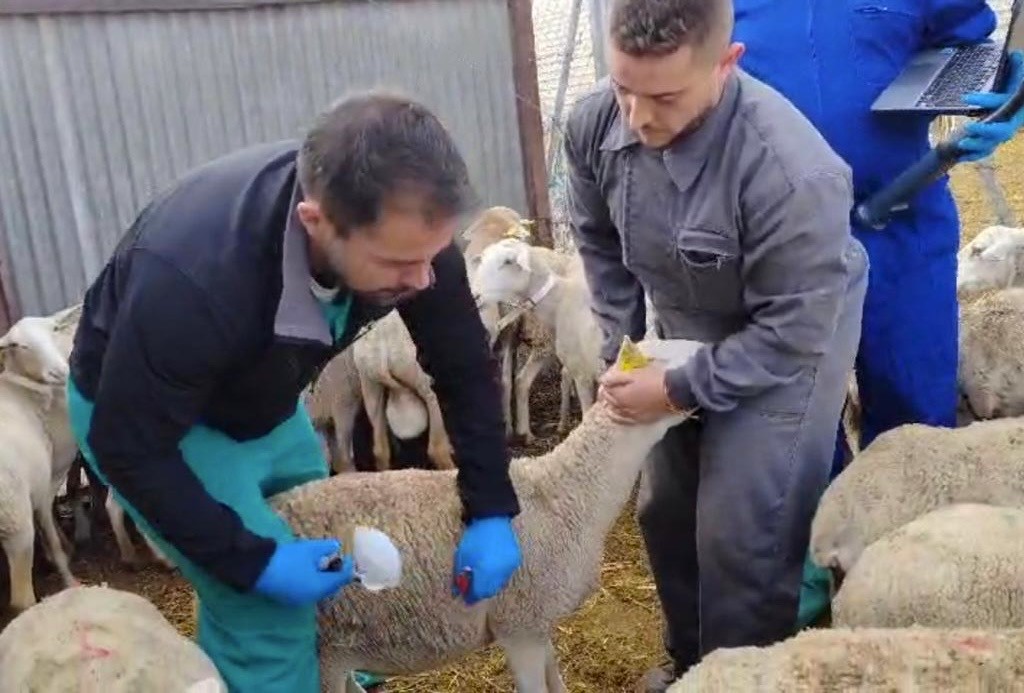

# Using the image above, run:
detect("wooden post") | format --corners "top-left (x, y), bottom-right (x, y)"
top-left (507, 0), bottom-right (554, 248)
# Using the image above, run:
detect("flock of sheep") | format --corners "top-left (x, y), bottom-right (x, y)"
top-left (2, 210), bottom-right (1024, 692)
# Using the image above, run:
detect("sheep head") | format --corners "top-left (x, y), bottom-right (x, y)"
top-left (474, 237), bottom-right (534, 305)
top-left (0, 314), bottom-right (70, 385)
top-left (957, 225), bottom-right (1024, 295)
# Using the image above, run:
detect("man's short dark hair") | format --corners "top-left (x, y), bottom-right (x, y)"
top-left (297, 91), bottom-right (475, 233)
top-left (609, 0), bottom-right (732, 58)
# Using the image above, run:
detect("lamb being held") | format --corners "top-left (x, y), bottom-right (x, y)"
top-left (268, 336), bottom-right (704, 692)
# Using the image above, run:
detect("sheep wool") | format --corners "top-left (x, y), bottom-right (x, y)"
top-left (0, 585), bottom-right (225, 691)
top-left (268, 338), bottom-right (703, 690)
top-left (809, 415), bottom-right (1024, 576)
top-left (833, 503), bottom-right (1024, 629)
top-left (667, 626), bottom-right (1024, 692)
top-left (959, 287), bottom-right (1024, 420)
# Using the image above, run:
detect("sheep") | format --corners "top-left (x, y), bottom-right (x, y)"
top-left (957, 224), bottom-right (1024, 296)
top-left (0, 584), bottom-right (226, 691)
top-left (306, 347), bottom-right (364, 473)
top-left (0, 310), bottom-right (84, 611)
top-left (474, 237), bottom-right (603, 440)
top-left (808, 415), bottom-right (1024, 583)
top-left (665, 626), bottom-right (1024, 692)
top-left (462, 206), bottom-right (579, 440)
top-left (832, 503), bottom-right (1024, 629)
top-left (267, 337), bottom-right (703, 692)
top-left (351, 310), bottom-right (455, 472)
top-left (958, 287), bottom-right (1024, 420)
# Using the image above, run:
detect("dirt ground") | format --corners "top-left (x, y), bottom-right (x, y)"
top-left (2, 136), bottom-right (1023, 692)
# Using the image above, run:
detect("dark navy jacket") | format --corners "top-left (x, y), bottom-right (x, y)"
top-left (69, 140), bottom-right (520, 591)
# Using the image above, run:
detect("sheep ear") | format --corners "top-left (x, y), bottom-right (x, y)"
top-left (513, 244), bottom-right (531, 272)
top-left (979, 240), bottom-right (1010, 260)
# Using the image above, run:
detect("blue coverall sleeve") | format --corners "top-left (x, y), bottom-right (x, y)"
top-left (923, 0), bottom-right (996, 46)
top-left (398, 243), bottom-right (521, 522)
top-left (86, 249), bottom-right (276, 591)
top-left (563, 114), bottom-right (647, 365)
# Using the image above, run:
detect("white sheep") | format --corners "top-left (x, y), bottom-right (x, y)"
top-left (351, 310), bottom-right (455, 472)
top-left (809, 416), bottom-right (1024, 581)
top-left (0, 584), bottom-right (225, 691)
top-left (832, 503), bottom-right (1024, 629)
top-left (474, 237), bottom-right (602, 442)
top-left (0, 309), bottom-right (83, 611)
top-left (463, 206), bottom-right (578, 439)
top-left (957, 224), bottom-right (1024, 296)
top-left (268, 337), bottom-right (703, 692)
top-left (666, 626), bottom-right (1024, 691)
top-left (958, 286), bottom-right (1024, 420)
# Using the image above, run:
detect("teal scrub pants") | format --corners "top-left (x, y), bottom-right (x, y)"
top-left (66, 378), bottom-right (328, 693)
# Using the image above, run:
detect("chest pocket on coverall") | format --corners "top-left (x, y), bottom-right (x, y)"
top-left (850, 0), bottom-right (924, 88)
top-left (672, 226), bottom-right (744, 314)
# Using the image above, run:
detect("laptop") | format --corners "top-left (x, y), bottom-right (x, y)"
top-left (871, 0), bottom-right (1022, 115)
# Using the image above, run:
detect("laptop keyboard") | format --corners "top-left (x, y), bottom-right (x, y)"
top-left (917, 44), bottom-right (1001, 108)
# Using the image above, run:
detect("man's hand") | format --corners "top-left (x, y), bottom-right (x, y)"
top-left (957, 50), bottom-right (1024, 163)
top-left (452, 516), bottom-right (521, 605)
top-left (252, 538), bottom-right (354, 606)
top-left (598, 363), bottom-right (675, 424)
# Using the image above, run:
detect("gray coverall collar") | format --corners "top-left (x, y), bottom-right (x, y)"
top-left (600, 71), bottom-right (741, 192)
top-left (273, 179), bottom-right (336, 346)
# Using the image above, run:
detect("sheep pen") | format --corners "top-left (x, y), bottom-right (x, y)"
top-left (0, 136), bottom-right (1021, 692)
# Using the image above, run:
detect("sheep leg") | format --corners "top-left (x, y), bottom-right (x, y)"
top-left (141, 532), bottom-right (175, 571)
top-left (35, 502), bottom-right (78, 588)
top-left (573, 373), bottom-right (595, 413)
top-left (501, 337), bottom-right (515, 436)
top-left (500, 633), bottom-right (556, 692)
top-left (556, 367), bottom-right (572, 434)
top-left (106, 490), bottom-right (142, 569)
top-left (66, 455), bottom-right (93, 545)
top-left (360, 378), bottom-right (391, 471)
top-left (330, 400), bottom-right (359, 474)
top-left (544, 639), bottom-right (567, 693)
top-left (4, 528), bottom-right (37, 612)
top-left (515, 350), bottom-right (555, 443)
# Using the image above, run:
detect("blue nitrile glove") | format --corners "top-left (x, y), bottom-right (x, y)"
top-left (252, 538), bottom-right (355, 606)
top-left (957, 50), bottom-right (1024, 162)
top-left (451, 516), bottom-right (522, 605)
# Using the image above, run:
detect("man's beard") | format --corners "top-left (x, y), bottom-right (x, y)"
top-left (361, 287), bottom-right (419, 307)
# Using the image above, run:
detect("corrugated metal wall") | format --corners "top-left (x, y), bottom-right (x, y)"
top-left (0, 0), bottom-right (529, 319)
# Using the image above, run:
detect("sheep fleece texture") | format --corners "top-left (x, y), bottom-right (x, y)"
top-left (0, 585), bottom-right (224, 690)
top-left (959, 287), bottom-right (1024, 419)
top-left (834, 503), bottom-right (1024, 628)
top-left (809, 417), bottom-right (1024, 574)
top-left (667, 627), bottom-right (1024, 691)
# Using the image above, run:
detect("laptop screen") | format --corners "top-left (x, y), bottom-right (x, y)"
top-left (994, 0), bottom-right (1022, 90)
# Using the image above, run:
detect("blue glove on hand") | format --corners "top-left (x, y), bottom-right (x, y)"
top-left (958, 50), bottom-right (1024, 163)
top-left (451, 516), bottom-right (522, 605)
top-left (252, 538), bottom-right (354, 607)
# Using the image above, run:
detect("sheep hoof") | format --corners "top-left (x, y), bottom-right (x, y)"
top-left (428, 445), bottom-right (456, 470)
top-left (120, 557), bottom-right (144, 572)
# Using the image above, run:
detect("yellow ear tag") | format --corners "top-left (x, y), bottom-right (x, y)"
top-left (615, 336), bottom-right (650, 372)
top-left (503, 222), bottom-right (531, 241)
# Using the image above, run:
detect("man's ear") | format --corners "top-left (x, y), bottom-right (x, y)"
top-left (296, 199), bottom-right (325, 236)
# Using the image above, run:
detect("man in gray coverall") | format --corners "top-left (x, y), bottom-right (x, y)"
top-left (562, 0), bottom-right (869, 689)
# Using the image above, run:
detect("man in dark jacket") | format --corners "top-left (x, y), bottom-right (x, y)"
top-left (65, 92), bottom-right (522, 693)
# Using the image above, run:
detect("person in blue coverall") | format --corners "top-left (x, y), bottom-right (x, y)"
top-left (65, 92), bottom-right (523, 692)
top-left (731, 0), bottom-right (1024, 634)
